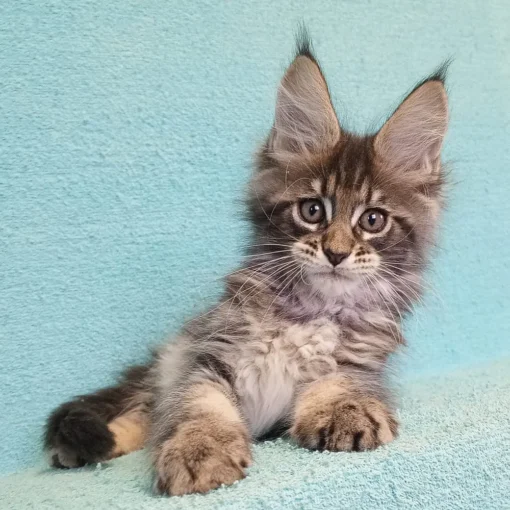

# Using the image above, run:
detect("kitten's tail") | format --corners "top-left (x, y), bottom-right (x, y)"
top-left (44, 363), bottom-right (153, 468)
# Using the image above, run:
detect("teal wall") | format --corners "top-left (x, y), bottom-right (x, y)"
top-left (1, 1), bottom-right (509, 475)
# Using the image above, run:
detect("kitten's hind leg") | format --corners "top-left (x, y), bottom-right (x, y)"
top-left (45, 364), bottom-right (152, 468)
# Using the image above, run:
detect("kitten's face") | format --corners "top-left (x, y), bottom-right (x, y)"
top-left (290, 153), bottom-right (408, 286)
top-left (252, 138), bottom-right (431, 297)
top-left (249, 44), bottom-right (447, 301)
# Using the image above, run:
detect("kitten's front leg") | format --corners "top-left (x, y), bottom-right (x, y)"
top-left (291, 376), bottom-right (398, 452)
top-left (153, 379), bottom-right (251, 496)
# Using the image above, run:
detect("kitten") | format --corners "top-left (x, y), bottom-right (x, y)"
top-left (44, 33), bottom-right (448, 496)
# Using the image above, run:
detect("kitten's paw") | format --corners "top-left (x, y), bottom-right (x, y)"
top-left (155, 418), bottom-right (252, 496)
top-left (291, 396), bottom-right (398, 452)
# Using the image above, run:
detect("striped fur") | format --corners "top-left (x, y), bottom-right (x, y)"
top-left (45, 32), bottom-right (448, 496)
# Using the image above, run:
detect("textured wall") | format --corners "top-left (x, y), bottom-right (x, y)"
top-left (1, 1), bottom-right (509, 475)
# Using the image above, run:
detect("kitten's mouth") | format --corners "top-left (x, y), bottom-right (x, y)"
top-left (329, 271), bottom-right (347, 280)
top-left (309, 268), bottom-right (355, 281)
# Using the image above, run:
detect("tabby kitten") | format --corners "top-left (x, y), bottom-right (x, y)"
top-left (45, 35), bottom-right (449, 496)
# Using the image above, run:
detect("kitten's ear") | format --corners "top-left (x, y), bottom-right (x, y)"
top-left (374, 69), bottom-right (449, 173)
top-left (269, 43), bottom-right (341, 161)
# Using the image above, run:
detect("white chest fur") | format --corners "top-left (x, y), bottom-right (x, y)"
top-left (235, 318), bottom-right (340, 437)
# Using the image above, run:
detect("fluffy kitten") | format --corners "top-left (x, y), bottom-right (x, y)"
top-left (45, 34), bottom-right (448, 496)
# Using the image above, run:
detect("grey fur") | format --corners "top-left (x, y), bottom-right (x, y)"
top-left (45, 36), bottom-right (448, 495)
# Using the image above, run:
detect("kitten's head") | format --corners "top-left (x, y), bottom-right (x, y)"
top-left (248, 36), bottom-right (448, 304)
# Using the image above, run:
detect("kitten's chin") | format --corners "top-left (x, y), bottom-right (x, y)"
top-left (305, 270), bottom-right (362, 300)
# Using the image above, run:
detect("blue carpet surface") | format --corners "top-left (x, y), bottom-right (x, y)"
top-left (3, 360), bottom-right (509, 510)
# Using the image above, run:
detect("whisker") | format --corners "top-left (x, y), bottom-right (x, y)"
top-left (382, 263), bottom-right (444, 306)
top-left (224, 259), bottom-right (299, 319)
top-left (253, 188), bottom-right (300, 243)
top-left (242, 249), bottom-right (293, 260)
top-left (377, 226), bottom-right (417, 253)
top-left (236, 260), bottom-right (301, 306)
top-left (261, 265), bottom-right (302, 322)
top-left (269, 177), bottom-right (312, 222)
top-left (376, 268), bottom-right (424, 306)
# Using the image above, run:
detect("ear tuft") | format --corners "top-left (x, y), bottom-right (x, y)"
top-left (295, 23), bottom-right (314, 61)
top-left (422, 59), bottom-right (450, 86)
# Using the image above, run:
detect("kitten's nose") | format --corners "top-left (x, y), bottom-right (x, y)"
top-left (323, 248), bottom-right (349, 267)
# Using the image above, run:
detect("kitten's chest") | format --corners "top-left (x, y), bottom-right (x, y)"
top-left (235, 318), bottom-right (340, 437)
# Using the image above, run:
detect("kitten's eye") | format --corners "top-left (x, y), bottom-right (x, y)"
top-left (359, 209), bottom-right (387, 233)
top-left (299, 199), bottom-right (325, 224)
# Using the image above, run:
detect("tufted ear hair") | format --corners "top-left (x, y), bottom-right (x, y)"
top-left (269, 34), bottom-right (341, 162)
top-left (374, 66), bottom-right (449, 174)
